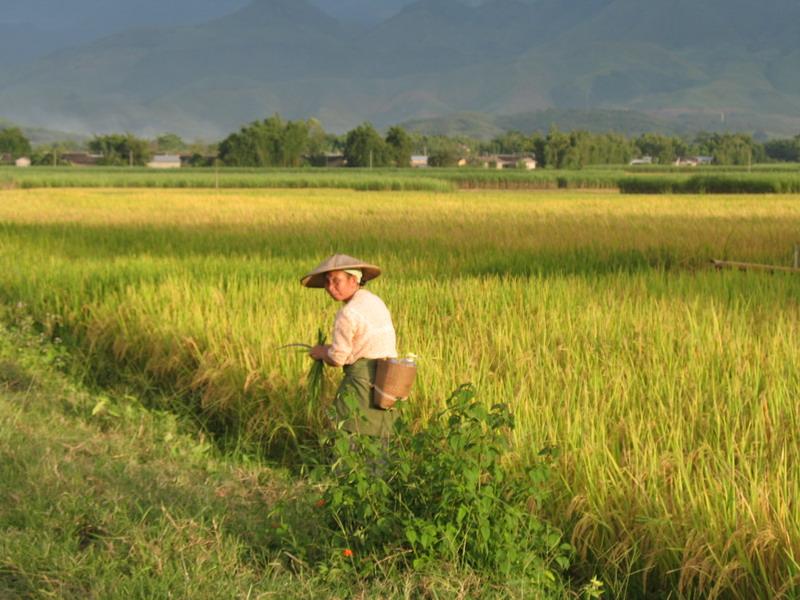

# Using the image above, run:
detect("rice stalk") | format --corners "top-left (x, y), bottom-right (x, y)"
top-left (307, 328), bottom-right (326, 404)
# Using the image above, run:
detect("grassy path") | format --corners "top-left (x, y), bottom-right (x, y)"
top-left (0, 323), bottom-right (304, 598)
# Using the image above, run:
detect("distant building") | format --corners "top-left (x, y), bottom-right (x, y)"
top-left (673, 155), bottom-right (714, 167)
top-left (0, 153), bottom-right (12, 165)
top-left (629, 156), bottom-right (653, 166)
top-left (513, 155), bottom-right (537, 170)
top-left (475, 156), bottom-right (500, 169)
top-left (15, 157), bottom-right (31, 168)
top-left (147, 154), bottom-right (182, 169)
top-left (410, 155), bottom-right (429, 168)
top-left (61, 152), bottom-right (102, 167)
top-left (476, 154), bottom-right (536, 169)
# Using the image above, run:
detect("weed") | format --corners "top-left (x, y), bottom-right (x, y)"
top-left (272, 384), bottom-right (572, 592)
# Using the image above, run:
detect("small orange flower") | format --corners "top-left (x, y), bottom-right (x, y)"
top-left (315, 498), bottom-right (326, 508)
top-left (343, 548), bottom-right (353, 558)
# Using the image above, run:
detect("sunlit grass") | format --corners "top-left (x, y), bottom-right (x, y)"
top-left (1, 187), bottom-right (799, 597)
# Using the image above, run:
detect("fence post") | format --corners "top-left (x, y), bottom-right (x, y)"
top-left (794, 244), bottom-right (800, 269)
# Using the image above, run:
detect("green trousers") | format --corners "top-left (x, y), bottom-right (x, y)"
top-left (334, 358), bottom-right (397, 438)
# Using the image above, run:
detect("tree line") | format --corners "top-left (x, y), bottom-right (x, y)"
top-left (3, 120), bottom-right (800, 168)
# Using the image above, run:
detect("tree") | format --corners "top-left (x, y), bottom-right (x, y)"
top-left (764, 137), bottom-right (800, 162)
top-left (30, 150), bottom-right (70, 166)
top-left (343, 123), bottom-right (389, 168)
top-left (155, 133), bottom-right (186, 153)
top-left (385, 126), bottom-right (413, 167)
top-left (218, 115), bottom-right (285, 167)
top-left (0, 127), bottom-right (32, 158)
top-left (218, 115), bottom-right (318, 167)
top-left (428, 145), bottom-right (461, 167)
top-left (306, 118), bottom-right (331, 164)
top-left (280, 120), bottom-right (310, 167)
top-left (89, 133), bottom-right (151, 166)
top-left (544, 128), bottom-right (572, 169)
top-left (425, 135), bottom-right (470, 167)
top-left (694, 133), bottom-right (764, 165)
top-left (530, 134), bottom-right (547, 168)
top-left (486, 131), bottom-right (532, 155)
top-left (634, 133), bottom-right (682, 164)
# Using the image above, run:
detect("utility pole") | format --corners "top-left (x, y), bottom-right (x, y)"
top-left (369, 149), bottom-right (373, 169)
top-left (129, 149), bottom-right (133, 167)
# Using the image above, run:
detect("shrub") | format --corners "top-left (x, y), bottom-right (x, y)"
top-left (272, 384), bottom-right (571, 589)
top-left (619, 173), bottom-right (800, 194)
top-left (618, 176), bottom-right (681, 194)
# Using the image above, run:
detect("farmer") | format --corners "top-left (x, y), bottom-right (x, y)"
top-left (302, 254), bottom-right (398, 437)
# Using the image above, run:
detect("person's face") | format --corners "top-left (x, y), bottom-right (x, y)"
top-left (325, 270), bottom-right (359, 302)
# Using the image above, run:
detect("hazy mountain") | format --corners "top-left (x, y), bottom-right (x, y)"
top-left (1, 0), bottom-right (798, 139)
top-left (0, 0), bottom-right (250, 65)
top-left (1, 0), bottom-right (414, 41)
top-left (309, 0), bottom-right (416, 25)
top-left (1, 0), bottom-right (247, 31)
top-left (400, 108), bottom-right (800, 140)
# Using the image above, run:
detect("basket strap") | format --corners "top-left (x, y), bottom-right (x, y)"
top-left (372, 384), bottom-right (405, 401)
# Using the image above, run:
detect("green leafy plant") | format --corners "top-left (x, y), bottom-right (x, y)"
top-left (273, 384), bottom-right (572, 590)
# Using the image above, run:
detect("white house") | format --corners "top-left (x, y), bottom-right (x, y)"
top-left (674, 155), bottom-right (714, 167)
top-left (147, 154), bottom-right (182, 169)
top-left (410, 155), bottom-right (429, 168)
top-left (515, 156), bottom-right (537, 170)
top-left (477, 154), bottom-right (536, 169)
top-left (15, 157), bottom-right (31, 168)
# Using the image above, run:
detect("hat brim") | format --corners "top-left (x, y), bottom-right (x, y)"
top-left (301, 257), bottom-right (382, 288)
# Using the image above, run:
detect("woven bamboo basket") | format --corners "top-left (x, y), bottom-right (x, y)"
top-left (373, 358), bottom-right (417, 410)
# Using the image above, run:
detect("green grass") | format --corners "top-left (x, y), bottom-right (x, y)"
top-left (1, 188), bottom-right (799, 597)
top-left (619, 173), bottom-right (800, 194)
top-left (0, 166), bottom-right (456, 192)
top-left (0, 322), bottom-right (288, 598)
top-left (4, 165), bottom-right (800, 194)
top-left (0, 166), bottom-right (622, 192)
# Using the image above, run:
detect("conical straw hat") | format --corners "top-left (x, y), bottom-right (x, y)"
top-left (300, 254), bottom-right (382, 288)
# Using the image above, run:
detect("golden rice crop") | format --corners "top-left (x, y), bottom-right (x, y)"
top-left (1, 187), bottom-right (799, 597)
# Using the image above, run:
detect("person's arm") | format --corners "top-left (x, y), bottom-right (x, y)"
top-left (309, 343), bottom-right (339, 366)
top-left (316, 310), bottom-right (356, 367)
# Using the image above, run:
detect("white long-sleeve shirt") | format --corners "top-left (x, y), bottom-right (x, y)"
top-left (327, 289), bottom-right (397, 366)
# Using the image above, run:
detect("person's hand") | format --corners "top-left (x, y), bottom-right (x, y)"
top-left (309, 344), bottom-right (330, 361)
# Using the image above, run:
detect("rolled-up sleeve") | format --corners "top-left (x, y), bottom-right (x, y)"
top-left (328, 310), bottom-right (356, 366)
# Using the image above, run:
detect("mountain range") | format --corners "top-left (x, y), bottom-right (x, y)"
top-left (1, 0), bottom-right (799, 139)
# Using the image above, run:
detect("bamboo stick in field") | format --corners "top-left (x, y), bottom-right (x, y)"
top-left (711, 259), bottom-right (800, 274)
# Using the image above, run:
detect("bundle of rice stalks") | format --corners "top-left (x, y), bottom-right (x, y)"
top-left (279, 328), bottom-right (327, 403)
top-left (307, 328), bottom-right (326, 403)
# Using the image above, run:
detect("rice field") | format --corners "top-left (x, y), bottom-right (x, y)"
top-left (1, 187), bottom-right (799, 598)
